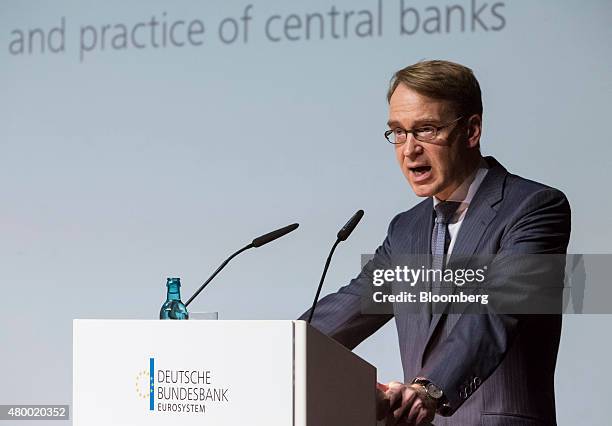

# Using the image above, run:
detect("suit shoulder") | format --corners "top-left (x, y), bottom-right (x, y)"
top-left (387, 197), bottom-right (431, 231)
top-left (504, 172), bottom-right (569, 205)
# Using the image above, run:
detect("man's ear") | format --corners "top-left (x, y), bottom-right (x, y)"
top-left (466, 114), bottom-right (482, 149)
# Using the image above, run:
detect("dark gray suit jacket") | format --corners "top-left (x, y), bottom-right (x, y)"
top-left (300, 157), bottom-right (571, 425)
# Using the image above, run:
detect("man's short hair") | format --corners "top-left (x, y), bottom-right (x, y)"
top-left (387, 60), bottom-right (483, 118)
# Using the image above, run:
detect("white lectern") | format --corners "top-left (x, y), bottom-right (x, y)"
top-left (73, 320), bottom-right (376, 426)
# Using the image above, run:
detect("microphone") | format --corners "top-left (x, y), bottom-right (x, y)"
top-left (185, 223), bottom-right (299, 307)
top-left (252, 223), bottom-right (299, 247)
top-left (337, 209), bottom-right (364, 241)
top-left (307, 210), bottom-right (364, 324)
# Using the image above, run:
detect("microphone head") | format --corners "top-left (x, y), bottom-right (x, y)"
top-left (252, 223), bottom-right (299, 248)
top-left (337, 209), bottom-right (364, 241)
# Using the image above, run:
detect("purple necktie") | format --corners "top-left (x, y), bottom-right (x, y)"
top-left (429, 201), bottom-right (461, 315)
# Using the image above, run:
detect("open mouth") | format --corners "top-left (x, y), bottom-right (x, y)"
top-left (409, 166), bottom-right (432, 176)
top-left (408, 165), bottom-right (432, 183)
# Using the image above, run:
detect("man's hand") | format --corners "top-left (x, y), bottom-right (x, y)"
top-left (376, 381), bottom-right (436, 425)
top-left (376, 382), bottom-right (392, 421)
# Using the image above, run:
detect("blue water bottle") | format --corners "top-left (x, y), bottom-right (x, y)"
top-left (159, 277), bottom-right (189, 320)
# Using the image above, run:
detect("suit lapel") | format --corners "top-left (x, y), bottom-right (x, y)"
top-left (409, 198), bottom-right (434, 255)
top-left (403, 198), bottom-right (434, 350)
top-left (422, 157), bottom-right (508, 360)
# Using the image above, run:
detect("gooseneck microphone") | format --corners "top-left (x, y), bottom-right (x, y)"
top-left (307, 210), bottom-right (364, 324)
top-left (337, 209), bottom-right (365, 241)
top-left (185, 223), bottom-right (299, 307)
top-left (251, 223), bottom-right (299, 247)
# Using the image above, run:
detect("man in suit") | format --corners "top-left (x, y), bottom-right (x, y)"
top-left (300, 60), bottom-right (570, 425)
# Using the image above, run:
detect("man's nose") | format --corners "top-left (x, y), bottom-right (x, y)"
top-left (402, 134), bottom-right (423, 157)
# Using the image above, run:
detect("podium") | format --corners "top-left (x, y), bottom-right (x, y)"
top-left (73, 320), bottom-right (376, 425)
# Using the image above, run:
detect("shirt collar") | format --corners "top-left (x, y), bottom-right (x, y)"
top-left (433, 158), bottom-right (489, 218)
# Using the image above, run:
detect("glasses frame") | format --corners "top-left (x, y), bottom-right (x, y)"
top-left (384, 116), bottom-right (464, 144)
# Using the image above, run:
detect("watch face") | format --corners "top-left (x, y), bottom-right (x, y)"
top-left (426, 383), bottom-right (443, 399)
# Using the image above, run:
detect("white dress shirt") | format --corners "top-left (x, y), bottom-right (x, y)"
top-left (433, 159), bottom-right (489, 255)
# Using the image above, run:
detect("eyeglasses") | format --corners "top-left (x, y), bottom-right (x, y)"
top-left (384, 116), bottom-right (464, 144)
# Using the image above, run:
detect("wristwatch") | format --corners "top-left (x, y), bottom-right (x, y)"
top-left (411, 377), bottom-right (451, 415)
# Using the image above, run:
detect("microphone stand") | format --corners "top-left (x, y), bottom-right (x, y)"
top-left (306, 209), bottom-right (363, 324)
top-left (307, 239), bottom-right (341, 324)
top-left (185, 223), bottom-right (299, 308)
top-left (185, 243), bottom-right (253, 307)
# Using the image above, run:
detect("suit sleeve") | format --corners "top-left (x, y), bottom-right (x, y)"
top-left (297, 215), bottom-right (399, 349)
top-left (417, 188), bottom-right (571, 414)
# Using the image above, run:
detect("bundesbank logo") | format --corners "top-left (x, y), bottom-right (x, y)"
top-left (135, 369), bottom-right (150, 399)
top-left (134, 358), bottom-right (155, 410)
top-left (135, 357), bottom-right (230, 414)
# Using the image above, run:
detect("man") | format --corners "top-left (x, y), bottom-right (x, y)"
top-left (300, 60), bottom-right (570, 425)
